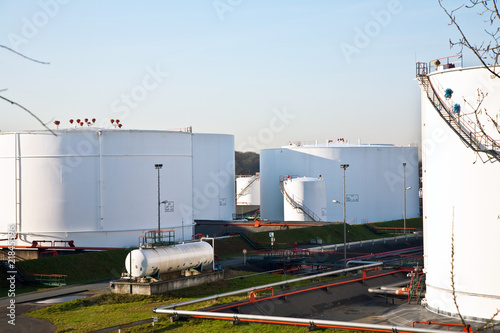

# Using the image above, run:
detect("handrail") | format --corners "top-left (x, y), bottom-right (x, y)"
top-left (156, 309), bottom-right (448, 333)
top-left (430, 76), bottom-right (500, 153)
top-left (417, 69), bottom-right (500, 162)
top-left (432, 79), bottom-right (500, 152)
top-left (428, 54), bottom-right (463, 74)
top-left (236, 174), bottom-right (259, 200)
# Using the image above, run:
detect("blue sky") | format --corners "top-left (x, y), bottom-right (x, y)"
top-left (0, 1), bottom-right (484, 151)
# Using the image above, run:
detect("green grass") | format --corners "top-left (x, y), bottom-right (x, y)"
top-left (245, 217), bottom-right (422, 250)
top-left (124, 317), bottom-right (339, 332)
top-left (371, 218), bottom-right (423, 229)
top-left (2, 218), bottom-right (422, 293)
top-left (214, 235), bottom-right (255, 258)
top-left (26, 269), bottom-right (347, 332)
top-left (16, 249), bottom-right (129, 285)
top-left (19, 218), bottom-right (422, 332)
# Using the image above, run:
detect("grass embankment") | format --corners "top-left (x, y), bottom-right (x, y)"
top-left (216, 217), bottom-right (423, 257)
top-left (26, 269), bottom-right (347, 332)
top-left (0, 249), bottom-right (129, 294)
top-left (17, 249), bottom-right (129, 284)
top-left (5, 218), bottom-right (422, 288)
top-left (21, 219), bottom-right (421, 332)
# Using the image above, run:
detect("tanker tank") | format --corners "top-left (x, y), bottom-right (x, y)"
top-left (125, 241), bottom-right (214, 278)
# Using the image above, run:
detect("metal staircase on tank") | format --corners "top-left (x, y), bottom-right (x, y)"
top-left (407, 269), bottom-right (425, 304)
top-left (236, 175), bottom-right (259, 201)
top-left (416, 60), bottom-right (500, 163)
top-left (278, 175), bottom-right (323, 222)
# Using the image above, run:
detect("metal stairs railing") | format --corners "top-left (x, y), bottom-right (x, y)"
top-left (236, 175), bottom-right (259, 200)
top-left (416, 62), bottom-right (500, 163)
top-left (0, 260), bottom-right (26, 283)
top-left (278, 175), bottom-right (323, 222)
top-left (407, 271), bottom-right (425, 304)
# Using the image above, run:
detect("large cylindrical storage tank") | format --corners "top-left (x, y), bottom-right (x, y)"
top-left (260, 144), bottom-right (419, 223)
top-left (420, 65), bottom-right (500, 321)
top-left (192, 134), bottom-right (235, 220)
top-left (282, 176), bottom-right (326, 222)
top-left (236, 175), bottom-right (260, 205)
top-left (125, 241), bottom-right (213, 278)
top-left (0, 128), bottom-right (235, 248)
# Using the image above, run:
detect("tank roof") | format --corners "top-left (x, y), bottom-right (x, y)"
top-left (275, 140), bottom-right (415, 149)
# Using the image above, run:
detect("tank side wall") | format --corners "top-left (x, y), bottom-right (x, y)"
top-left (192, 134), bottom-right (235, 221)
top-left (423, 68), bottom-right (500, 320)
top-left (0, 134), bottom-right (17, 234)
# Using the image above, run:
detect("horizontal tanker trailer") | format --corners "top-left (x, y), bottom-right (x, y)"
top-left (125, 240), bottom-right (214, 278)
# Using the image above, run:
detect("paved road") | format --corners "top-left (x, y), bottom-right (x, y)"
top-left (0, 281), bottom-right (111, 333)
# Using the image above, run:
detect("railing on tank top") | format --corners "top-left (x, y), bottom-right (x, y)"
top-left (416, 55), bottom-right (500, 162)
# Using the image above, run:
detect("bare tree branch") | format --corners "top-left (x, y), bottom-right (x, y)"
top-left (0, 94), bottom-right (56, 135)
top-left (439, 0), bottom-right (500, 79)
top-left (450, 207), bottom-right (468, 328)
top-left (477, 308), bottom-right (500, 331)
top-left (0, 44), bottom-right (50, 65)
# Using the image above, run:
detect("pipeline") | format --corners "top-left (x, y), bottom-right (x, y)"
top-left (368, 280), bottom-right (410, 296)
top-left (154, 262), bottom-right (382, 310)
top-left (412, 321), bottom-right (472, 332)
top-left (155, 309), bottom-right (448, 333)
top-left (308, 234), bottom-right (422, 252)
top-left (197, 221), bottom-right (326, 227)
top-left (210, 269), bottom-right (403, 313)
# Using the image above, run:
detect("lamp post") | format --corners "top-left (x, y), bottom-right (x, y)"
top-left (155, 164), bottom-right (163, 233)
top-left (403, 163), bottom-right (406, 233)
top-left (340, 164), bottom-right (349, 267)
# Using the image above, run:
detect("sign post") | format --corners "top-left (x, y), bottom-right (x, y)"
top-left (269, 232), bottom-right (275, 250)
top-left (242, 248), bottom-right (247, 265)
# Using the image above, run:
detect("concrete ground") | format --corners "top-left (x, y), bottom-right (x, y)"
top-left (0, 281), bottom-right (111, 333)
top-left (208, 270), bottom-right (483, 331)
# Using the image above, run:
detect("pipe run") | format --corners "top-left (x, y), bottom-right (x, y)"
top-left (154, 262), bottom-right (382, 310)
top-left (154, 309), bottom-right (448, 333)
top-left (368, 280), bottom-right (410, 296)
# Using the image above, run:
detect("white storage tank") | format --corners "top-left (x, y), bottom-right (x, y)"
top-left (282, 176), bottom-right (326, 222)
top-left (236, 174), bottom-right (260, 205)
top-left (418, 63), bottom-right (500, 321)
top-left (0, 127), bottom-right (234, 248)
top-left (125, 241), bottom-right (213, 278)
top-left (260, 142), bottom-right (419, 223)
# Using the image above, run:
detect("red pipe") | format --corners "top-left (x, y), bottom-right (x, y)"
top-left (368, 222), bottom-right (416, 231)
top-left (211, 270), bottom-right (406, 312)
top-left (197, 222), bottom-right (325, 227)
top-left (0, 245), bottom-right (121, 250)
top-left (0, 233), bottom-right (18, 242)
top-left (192, 315), bottom-right (421, 333)
top-left (412, 320), bottom-right (472, 332)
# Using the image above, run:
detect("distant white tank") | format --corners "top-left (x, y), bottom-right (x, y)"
top-left (0, 128), bottom-right (235, 248)
top-left (260, 143), bottom-right (419, 223)
top-left (282, 176), bottom-right (326, 222)
top-left (236, 174), bottom-right (260, 205)
top-left (125, 241), bottom-right (213, 278)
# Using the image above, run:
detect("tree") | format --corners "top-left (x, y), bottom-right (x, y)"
top-left (235, 151), bottom-right (259, 175)
top-left (437, 1), bottom-right (500, 162)
top-left (0, 44), bottom-right (55, 134)
top-left (439, 0), bottom-right (500, 79)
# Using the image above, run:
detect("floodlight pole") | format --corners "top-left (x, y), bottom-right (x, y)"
top-left (155, 164), bottom-right (163, 233)
top-left (340, 164), bottom-right (349, 267)
top-left (403, 163), bottom-right (406, 234)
